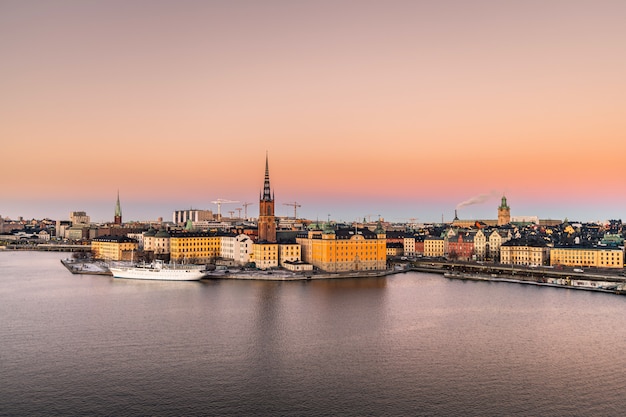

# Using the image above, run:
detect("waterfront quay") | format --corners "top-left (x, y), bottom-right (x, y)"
top-left (55, 250), bottom-right (626, 292)
top-left (4, 243), bottom-right (92, 252)
top-left (409, 259), bottom-right (626, 294)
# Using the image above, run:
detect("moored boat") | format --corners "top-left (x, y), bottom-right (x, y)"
top-left (109, 260), bottom-right (207, 281)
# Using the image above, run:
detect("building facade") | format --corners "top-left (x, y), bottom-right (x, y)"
top-left (296, 224), bottom-right (386, 272)
top-left (403, 237), bottom-right (416, 257)
top-left (489, 229), bottom-right (512, 260)
top-left (279, 243), bottom-right (302, 267)
top-left (144, 228), bottom-right (171, 255)
top-left (172, 209), bottom-right (215, 225)
top-left (473, 229), bottom-right (487, 260)
top-left (91, 235), bottom-right (138, 261)
top-left (251, 243), bottom-right (279, 269)
top-left (550, 246), bottom-right (624, 269)
top-left (446, 232), bottom-right (475, 261)
top-left (221, 234), bottom-right (253, 265)
top-left (169, 232), bottom-right (221, 263)
top-left (69, 211), bottom-right (90, 225)
top-left (424, 236), bottom-right (445, 258)
top-left (500, 238), bottom-right (549, 266)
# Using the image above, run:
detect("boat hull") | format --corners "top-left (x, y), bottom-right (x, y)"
top-left (109, 265), bottom-right (207, 281)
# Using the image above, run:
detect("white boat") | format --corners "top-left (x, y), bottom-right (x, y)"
top-left (109, 260), bottom-right (207, 281)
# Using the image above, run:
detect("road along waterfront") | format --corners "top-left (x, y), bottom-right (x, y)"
top-left (409, 260), bottom-right (626, 296)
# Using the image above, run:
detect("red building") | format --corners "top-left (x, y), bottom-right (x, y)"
top-left (446, 232), bottom-right (475, 261)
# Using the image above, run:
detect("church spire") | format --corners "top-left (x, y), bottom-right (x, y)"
top-left (114, 190), bottom-right (122, 225)
top-left (258, 153), bottom-right (277, 243)
top-left (262, 152), bottom-right (272, 202)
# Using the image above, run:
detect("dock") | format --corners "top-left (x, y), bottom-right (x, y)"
top-left (61, 259), bottom-right (112, 276)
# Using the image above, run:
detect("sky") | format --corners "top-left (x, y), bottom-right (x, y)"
top-left (2, 0), bottom-right (625, 223)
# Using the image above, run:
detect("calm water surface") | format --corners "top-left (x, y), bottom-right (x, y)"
top-left (1, 251), bottom-right (624, 416)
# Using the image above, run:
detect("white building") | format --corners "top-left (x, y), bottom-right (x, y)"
top-left (403, 237), bottom-right (416, 257)
top-left (173, 209), bottom-right (214, 225)
top-left (489, 230), bottom-right (512, 260)
top-left (143, 229), bottom-right (170, 255)
top-left (220, 234), bottom-right (253, 265)
top-left (473, 229), bottom-right (487, 260)
top-left (511, 216), bottom-right (539, 224)
top-left (69, 211), bottom-right (90, 225)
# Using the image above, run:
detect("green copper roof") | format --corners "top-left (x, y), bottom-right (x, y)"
top-left (323, 221), bottom-right (335, 234)
top-left (499, 195), bottom-right (509, 209)
top-left (115, 190), bottom-right (122, 216)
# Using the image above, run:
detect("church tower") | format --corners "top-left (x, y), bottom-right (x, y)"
top-left (497, 195), bottom-right (510, 226)
top-left (258, 154), bottom-right (277, 243)
top-left (114, 190), bottom-right (122, 225)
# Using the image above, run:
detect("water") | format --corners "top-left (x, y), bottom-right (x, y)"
top-left (1, 251), bottom-right (625, 416)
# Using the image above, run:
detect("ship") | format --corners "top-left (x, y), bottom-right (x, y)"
top-left (109, 260), bottom-right (208, 281)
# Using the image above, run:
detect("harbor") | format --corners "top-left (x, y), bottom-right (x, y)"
top-left (58, 255), bottom-right (626, 294)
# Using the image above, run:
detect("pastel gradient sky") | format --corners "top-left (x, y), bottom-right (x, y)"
top-left (2, 0), bottom-right (625, 223)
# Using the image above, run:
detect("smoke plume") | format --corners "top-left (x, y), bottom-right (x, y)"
top-left (456, 191), bottom-right (500, 210)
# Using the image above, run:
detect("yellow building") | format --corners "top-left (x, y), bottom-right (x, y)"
top-left (169, 232), bottom-right (221, 263)
top-left (296, 224), bottom-right (386, 272)
top-left (550, 246), bottom-right (624, 269)
top-left (91, 235), bottom-right (138, 261)
top-left (279, 243), bottom-right (301, 267)
top-left (424, 237), bottom-right (445, 258)
top-left (500, 238), bottom-right (549, 266)
top-left (251, 243), bottom-right (279, 269)
top-left (386, 243), bottom-right (403, 257)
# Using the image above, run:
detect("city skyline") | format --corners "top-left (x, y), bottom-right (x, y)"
top-left (2, 1), bottom-right (625, 223)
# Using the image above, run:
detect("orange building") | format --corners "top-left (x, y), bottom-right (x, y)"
top-left (297, 223), bottom-right (387, 272)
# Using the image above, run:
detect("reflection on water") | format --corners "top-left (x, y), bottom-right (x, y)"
top-left (1, 251), bottom-right (625, 416)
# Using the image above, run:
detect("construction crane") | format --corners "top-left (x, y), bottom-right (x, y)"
top-left (228, 210), bottom-right (235, 219)
top-left (283, 201), bottom-right (301, 219)
top-left (211, 199), bottom-right (239, 221)
top-left (236, 208), bottom-right (242, 218)
top-left (241, 202), bottom-right (255, 219)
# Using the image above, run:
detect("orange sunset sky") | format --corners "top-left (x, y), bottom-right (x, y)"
top-left (2, 0), bottom-right (625, 223)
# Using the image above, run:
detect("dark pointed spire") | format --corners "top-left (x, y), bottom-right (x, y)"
top-left (262, 152), bottom-right (272, 201)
